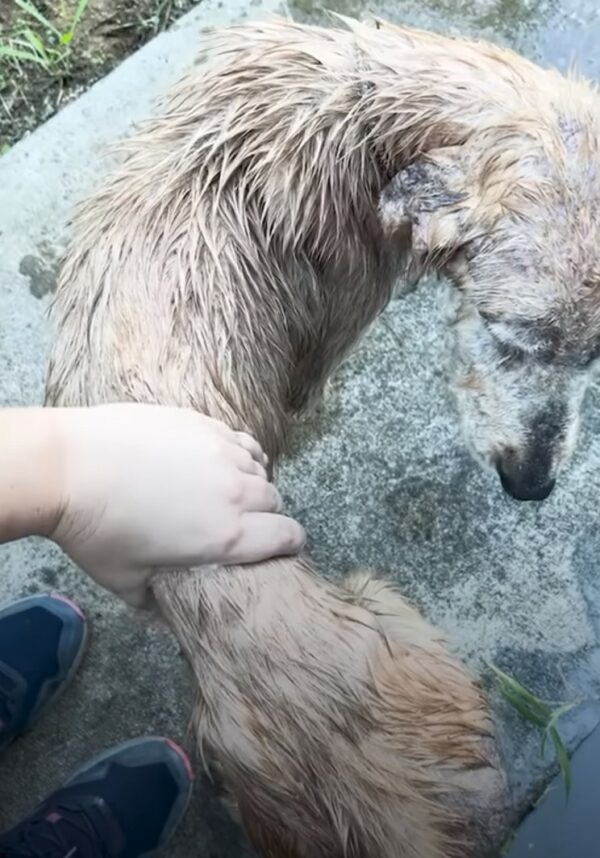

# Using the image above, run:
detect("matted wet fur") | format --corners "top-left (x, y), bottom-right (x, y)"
top-left (46, 13), bottom-right (600, 856)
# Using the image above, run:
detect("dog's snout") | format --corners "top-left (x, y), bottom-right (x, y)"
top-left (495, 448), bottom-right (556, 502)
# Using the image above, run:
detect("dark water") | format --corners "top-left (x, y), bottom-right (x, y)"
top-left (507, 721), bottom-right (600, 856)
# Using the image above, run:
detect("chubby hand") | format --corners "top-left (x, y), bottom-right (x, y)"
top-left (48, 404), bottom-right (305, 607)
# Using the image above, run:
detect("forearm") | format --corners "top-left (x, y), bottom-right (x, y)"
top-left (0, 408), bottom-right (62, 544)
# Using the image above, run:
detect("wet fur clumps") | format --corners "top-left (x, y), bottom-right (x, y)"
top-left (42, 13), bottom-right (600, 856)
top-left (155, 567), bottom-right (503, 857)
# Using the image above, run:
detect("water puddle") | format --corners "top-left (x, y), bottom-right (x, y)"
top-left (507, 720), bottom-right (600, 855)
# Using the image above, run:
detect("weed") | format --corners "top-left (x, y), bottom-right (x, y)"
top-left (137, 0), bottom-right (175, 37)
top-left (0, 0), bottom-right (90, 74)
top-left (101, 0), bottom-right (178, 42)
top-left (491, 664), bottom-right (581, 798)
top-left (499, 830), bottom-right (516, 855)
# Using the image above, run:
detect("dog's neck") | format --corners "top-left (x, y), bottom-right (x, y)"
top-left (349, 21), bottom-right (597, 176)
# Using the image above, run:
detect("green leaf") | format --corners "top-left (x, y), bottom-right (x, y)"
top-left (21, 27), bottom-right (47, 60)
top-left (503, 697), bottom-right (547, 724)
top-left (0, 43), bottom-right (45, 64)
top-left (499, 831), bottom-right (516, 855)
top-left (59, 31), bottom-right (73, 45)
top-left (547, 700), bottom-right (581, 729)
top-left (490, 666), bottom-right (552, 727)
top-left (489, 664), bottom-right (578, 800)
top-left (491, 666), bottom-right (549, 707)
top-left (14, 0), bottom-right (61, 38)
top-left (70, 0), bottom-right (91, 34)
top-left (549, 726), bottom-right (571, 798)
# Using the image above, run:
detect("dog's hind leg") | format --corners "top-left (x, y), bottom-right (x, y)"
top-left (341, 570), bottom-right (510, 857)
top-left (152, 559), bottom-right (504, 858)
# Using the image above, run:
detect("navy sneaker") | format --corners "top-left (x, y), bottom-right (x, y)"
top-left (0, 594), bottom-right (87, 752)
top-left (0, 737), bottom-right (194, 857)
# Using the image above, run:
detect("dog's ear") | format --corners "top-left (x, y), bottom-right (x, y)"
top-left (378, 149), bottom-right (473, 261)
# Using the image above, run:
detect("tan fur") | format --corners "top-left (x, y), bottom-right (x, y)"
top-left (153, 564), bottom-right (503, 857)
top-left (46, 15), bottom-right (600, 856)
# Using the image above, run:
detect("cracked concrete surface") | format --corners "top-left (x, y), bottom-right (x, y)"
top-left (2, 0), bottom-right (600, 854)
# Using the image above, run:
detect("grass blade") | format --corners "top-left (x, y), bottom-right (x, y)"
top-left (549, 726), bottom-right (571, 798)
top-left (14, 0), bottom-right (61, 37)
top-left (548, 700), bottom-right (581, 728)
top-left (490, 664), bottom-right (576, 799)
top-left (490, 666), bottom-right (552, 727)
top-left (21, 27), bottom-right (48, 61)
top-left (71, 0), bottom-right (91, 33)
top-left (0, 43), bottom-right (44, 64)
top-left (490, 666), bottom-right (548, 708)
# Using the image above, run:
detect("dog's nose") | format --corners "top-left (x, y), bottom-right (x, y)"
top-left (496, 458), bottom-right (556, 502)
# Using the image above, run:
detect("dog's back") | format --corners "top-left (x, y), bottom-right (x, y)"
top-left (45, 17), bottom-right (516, 857)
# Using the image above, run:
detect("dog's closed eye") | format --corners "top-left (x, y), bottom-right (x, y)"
top-left (479, 314), bottom-right (539, 365)
top-left (494, 338), bottom-right (527, 366)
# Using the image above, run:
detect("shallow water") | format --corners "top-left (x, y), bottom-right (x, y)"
top-left (507, 721), bottom-right (600, 856)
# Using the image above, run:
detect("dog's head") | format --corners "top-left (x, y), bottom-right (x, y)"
top-left (379, 121), bottom-right (600, 500)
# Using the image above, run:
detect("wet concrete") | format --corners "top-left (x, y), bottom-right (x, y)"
top-left (290, 0), bottom-right (600, 79)
top-left (284, 0), bottom-right (600, 832)
top-left (1, 0), bottom-right (600, 855)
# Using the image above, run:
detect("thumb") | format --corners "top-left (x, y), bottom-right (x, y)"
top-left (83, 561), bottom-right (155, 610)
top-left (220, 513), bottom-right (306, 565)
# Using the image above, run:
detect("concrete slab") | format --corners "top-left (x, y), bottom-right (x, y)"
top-left (2, 0), bottom-right (600, 855)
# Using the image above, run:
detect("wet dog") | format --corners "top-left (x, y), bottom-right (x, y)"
top-left (45, 14), bottom-right (600, 855)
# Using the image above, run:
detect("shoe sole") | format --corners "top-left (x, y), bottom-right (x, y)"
top-left (64, 736), bottom-right (194, 857)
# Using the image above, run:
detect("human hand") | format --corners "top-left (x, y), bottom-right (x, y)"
top-left (49, 404), bottom-right (305, 607)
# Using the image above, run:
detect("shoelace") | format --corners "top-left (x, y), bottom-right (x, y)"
top-left (0, 801), bottom-right (113, 858)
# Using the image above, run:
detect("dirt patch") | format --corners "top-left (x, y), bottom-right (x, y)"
top-left (0, 0), bottom-right (201, 152)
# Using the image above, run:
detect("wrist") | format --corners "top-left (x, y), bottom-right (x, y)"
top-left (0, 407), bottom-right (65, 543)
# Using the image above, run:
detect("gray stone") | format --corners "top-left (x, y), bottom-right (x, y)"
top-left (2, 0), bottom-right (600, 854)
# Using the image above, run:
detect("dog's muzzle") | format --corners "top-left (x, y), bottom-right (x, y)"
top-left (495, 452), bottom-right (556, 502)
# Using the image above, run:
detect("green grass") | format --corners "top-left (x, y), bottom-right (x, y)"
top-left (491, 665), bottom-right (581, 798)
top-left (499, 830), bottom-right (517, 855)
top-left (0, 0), bottom-right (90, 74)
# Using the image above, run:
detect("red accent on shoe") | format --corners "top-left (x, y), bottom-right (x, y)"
top-left (50, 593), bottom-right (85, 621)
top-left (164, 739), bottom-right (194, 782)
top-left (45, 812), bottom-right (62, 824)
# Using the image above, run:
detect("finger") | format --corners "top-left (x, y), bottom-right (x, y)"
top-left (239, 475), bottom-right (283, 512)
top-left (224, 513), bottom-right (306, 565)
top-left (234, 430), bottom-right (268, 466)
top-left (231, 446), bottom-right (268, 480)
